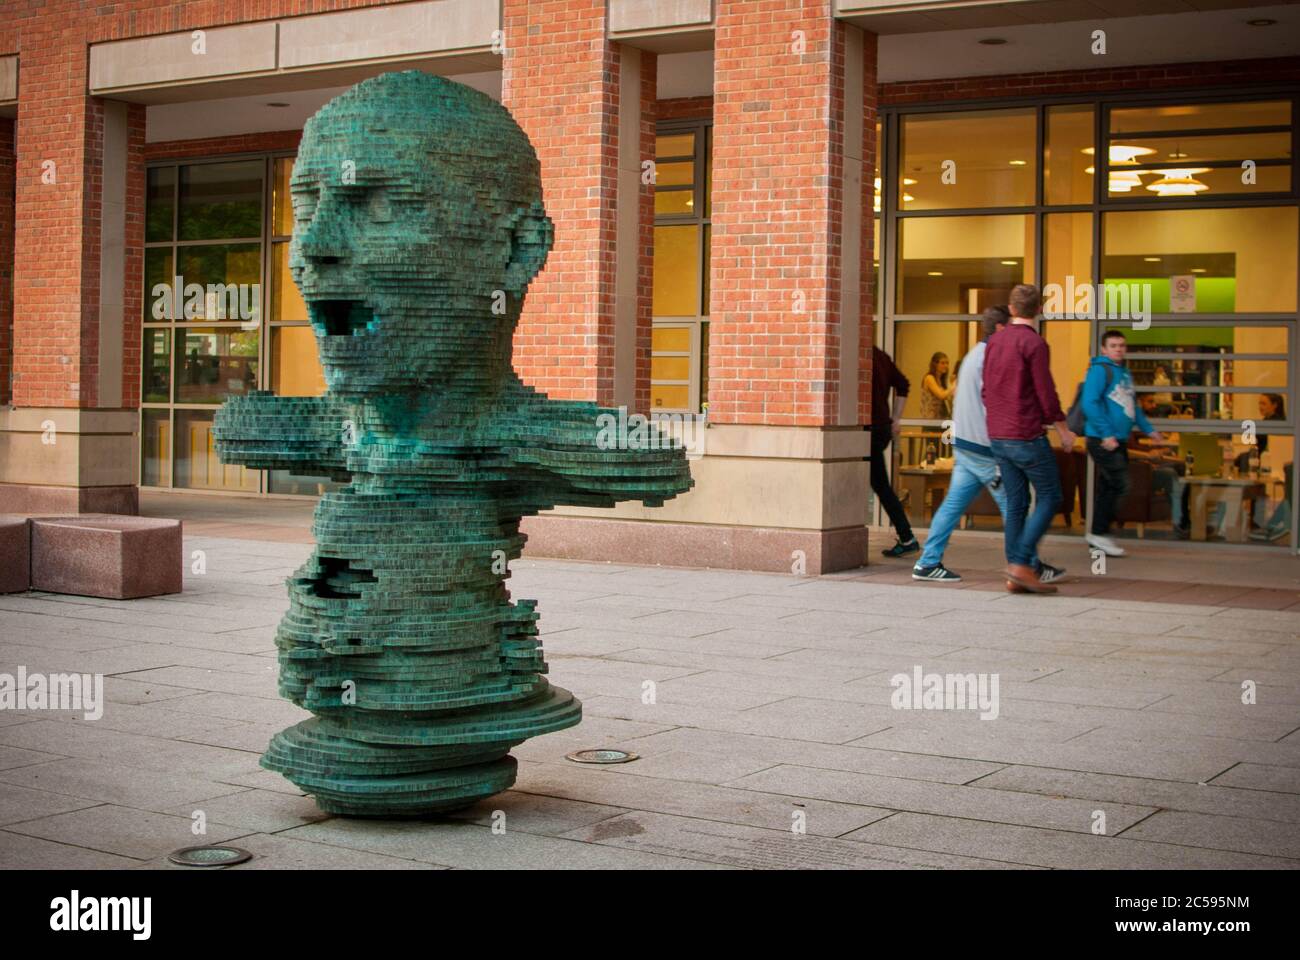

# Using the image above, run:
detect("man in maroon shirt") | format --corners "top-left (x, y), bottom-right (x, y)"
top-left (871, 346), bottom-right (918, 557)
top-left (981, 285), bottom-right (1077, 594)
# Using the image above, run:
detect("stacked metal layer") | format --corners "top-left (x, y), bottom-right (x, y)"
top-left (214, 71), bottom-right (693, 816)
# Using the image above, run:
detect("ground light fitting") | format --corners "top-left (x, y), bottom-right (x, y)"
top-left (168, 846), bottom-right (253, 867)
top-left (565, 749), bottom-right (639, 764)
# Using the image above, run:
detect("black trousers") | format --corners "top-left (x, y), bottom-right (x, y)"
top-left (1086, 437), bottom-right (1131, 536)
top-left (871, 429), bottom-right (914, 542)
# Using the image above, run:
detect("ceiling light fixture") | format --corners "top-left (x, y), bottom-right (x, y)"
top-left (927, 271), bottom-right (944, 277)
top-left (978, 37), bottom-right (1008, 45)
top-left (265, 101), bottom-right (290, 108)
top-left (1190, 267), bottom-right (1208, 273)
top-left (1248, 18), bottom-right (1278, 27)
top-left (1009, 159), bottom-right (1027, 166)
top-left (1147, 168), bottom-right (1211, 196)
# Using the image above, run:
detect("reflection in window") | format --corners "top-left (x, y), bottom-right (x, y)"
top-left (174, 409), bottom-right (256, 491)
top-left (174, 328), bottom-right (259, 405)
top-left (1045, 105), bottom-right (1094, 205)
top-left (898, 215), bottom-right (1034, 314)
top-left (899, 108), bottom-right (1036, 210)
top-left (272, 326), bottom-right (326, 397)
top-left (1102, 207), bottom-right (1298, 313)
top-left (178, 160), bottom-right (264, 241)
top-left (1125, 325), bottom-right (1288, 422)
top-left (143, 329), bottom-right (170, 403)
top-left (1119, 429), bottom-right (1293, 546)
top-left (1106, 100), bottom-right (1292, 199)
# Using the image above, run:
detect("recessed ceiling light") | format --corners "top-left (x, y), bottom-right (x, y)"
top-left (1190, 267), bottom-right (1208, 273)
top-left (1144, 257), bottom-right (1162, 262)
top-left (266, 102), bottom-right (290, 108)
top-left (1000, 260), bottom-right (1017, 265)
top-left (978, 37), bottom-right (1008, 45)
top-left (1248, 18), bottom-right (1277, 27)
top-left (927, 271), bottom-right (943, 277)
top-left (1008, 160), bottom-right (1027, 166)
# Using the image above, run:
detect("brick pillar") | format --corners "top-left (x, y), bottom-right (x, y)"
top-left (502, 1), bottom-right (654, 411)
top-left (0, 16), bottom-right (141, 514)
top-left (710, 0), bottom-right (848, 426)
top-left (0, 117), bottom-right (14, 407)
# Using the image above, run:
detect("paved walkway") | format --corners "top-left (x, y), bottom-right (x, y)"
top-left (0, 497), bottom-right (1298, 868)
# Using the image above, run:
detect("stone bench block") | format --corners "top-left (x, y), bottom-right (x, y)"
top-left (0, 516), bottom-right (31, 593)
top-left (30, 517), bottom-right (183, 600)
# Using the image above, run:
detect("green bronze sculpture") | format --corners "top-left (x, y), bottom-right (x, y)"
top-left (214, 71), bottom-right (693, 816)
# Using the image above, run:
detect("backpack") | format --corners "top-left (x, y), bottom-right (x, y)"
top-left (1065, 363), bottom-right (1112, 436)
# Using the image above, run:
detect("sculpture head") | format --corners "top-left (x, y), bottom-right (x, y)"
top-left (290, 71), bottom-right (553, 394)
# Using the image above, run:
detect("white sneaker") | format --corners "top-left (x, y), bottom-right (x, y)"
top-left (1085, 533), bottom-right (1126, 557)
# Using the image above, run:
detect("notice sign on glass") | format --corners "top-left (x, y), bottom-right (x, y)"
top-left (1170, 274), bottom-right (1196, 313)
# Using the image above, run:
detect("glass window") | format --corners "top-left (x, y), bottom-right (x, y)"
top-left (178, 160), bottom-right (264, 241)
top-left (655, 132), bottom-right (696, 217)
top-left (272, 326), bottom-right (326, 397)
top-left (650, 324), bottom-right (692, 412)
top-left (146, 167), bottom-right (175, 243)
top-left (654, 225), bottom-right (700, 317)
top-left (1041, 321), bottom-right (1091, 403)
top-left (1119, 430), bottom-right (1293, 546)
top-left (1124, 325), bottom-right (1288, 422)
top-left (899, 108), bottom-right (1036, 210)
top-left (144, 248), bottom-right (174, 320)
top-left (174, 409), bottom-right (256, 491)
top-left (272, 156), bottom-right (295, 237)
top-left (271, 242), bottom-right (307, 323)
top-left (175, 244), bottom-right (261, 322)
top-left (1045, 105), bottom-right (1094, 205)
top-left (141, 410), bottom-right (170, 487)
top-left (893, 321), bottom-right (977, 420)
top-left (897, 214), bottom-right (1035, 314)
top-left (1044, 213), bottom-right (1093, 312)
top-left (1102, 207), bottom-right (1298, 314)
top-left (143, 329), bottom-right (170, 403)
top-left (1107, 100), bottom-right (1292, 199)
top-left (174, 328), bottom-right (259, 405)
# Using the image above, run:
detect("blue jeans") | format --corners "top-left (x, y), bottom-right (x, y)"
top-left (989, 436), bottom-right (1062, 567)
top-left (917, 448), bottom-right (1038, 569)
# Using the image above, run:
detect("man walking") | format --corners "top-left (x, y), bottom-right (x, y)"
top-left (983, 284), bottom-right (1076, 594)
top-left (913, 306), bottom-right (1065, 584)
top-left (1082, 329), bottom-right (1164, 557)
top-left (871, 345), bottom-right (919, 558)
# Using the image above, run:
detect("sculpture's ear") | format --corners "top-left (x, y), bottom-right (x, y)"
top-left (502, 200), bottom-right (553, 297)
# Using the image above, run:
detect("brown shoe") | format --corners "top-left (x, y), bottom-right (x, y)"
top-left (1005, 563), bottom-right (1057, 595)
top-left (1005, 579), bottom-right (1029, 594)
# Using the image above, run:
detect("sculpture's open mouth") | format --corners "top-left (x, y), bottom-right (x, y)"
top-left (311, 300), bottom-right (374, 337)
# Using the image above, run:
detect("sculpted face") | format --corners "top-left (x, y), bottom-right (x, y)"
top-left (289, 71), bottom-right (553, 395)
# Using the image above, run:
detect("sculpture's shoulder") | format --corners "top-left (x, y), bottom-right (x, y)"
top-left (214, 390), bottom-right (350, 478)
top-left (500, 387), bottom-right (694, 508)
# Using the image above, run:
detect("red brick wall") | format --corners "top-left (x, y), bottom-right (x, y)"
top-left (143, 130), bottom-right (303, 162)
top-left (0, 119), bottom-right (13, 406)
top-left (658, 96), bottom-right (712, 122)
top-left (709, 0), bottom-right (847, 427)
top-left (502, 0), bottom-right (622, 405)
top-left (881, 56), bottom-right (1300, 105)
top-left (3, 0), bottom-right (393, 411)
top-left (859, 31), bottom-right (878, 427)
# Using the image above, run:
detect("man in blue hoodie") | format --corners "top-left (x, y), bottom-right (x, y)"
top-left (1082, 330), bottom-right (1164, 558)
